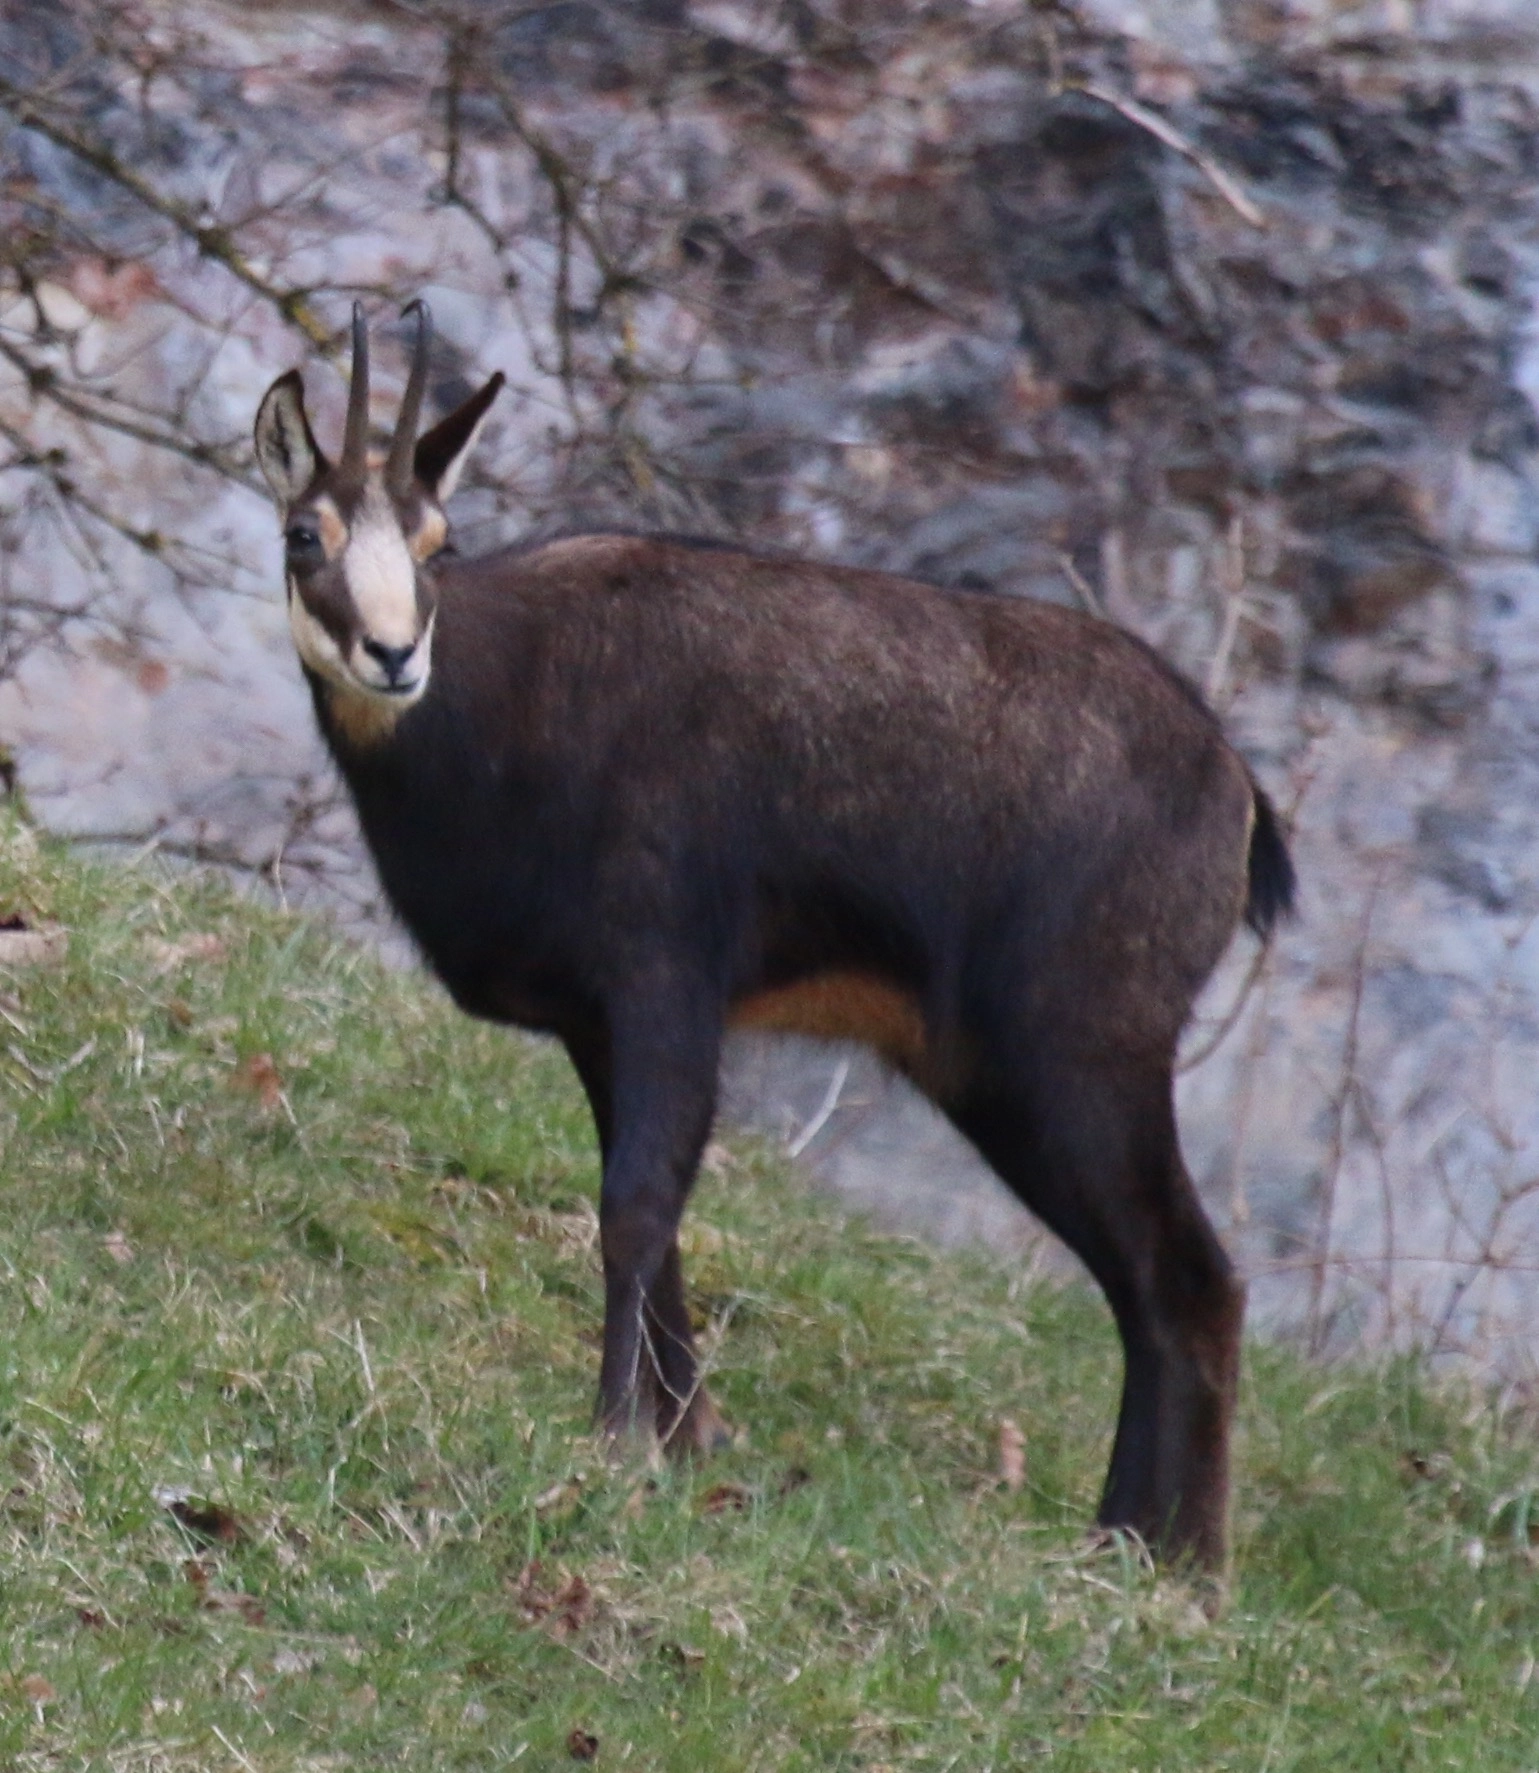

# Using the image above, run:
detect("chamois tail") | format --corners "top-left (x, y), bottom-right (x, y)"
top-left (1244, 784), bottom-right (1296, 939)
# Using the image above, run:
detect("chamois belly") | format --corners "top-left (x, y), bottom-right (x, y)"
top-left (729, 970), bottom-right (929, 1075)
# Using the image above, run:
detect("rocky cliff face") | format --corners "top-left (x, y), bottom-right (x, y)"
top-left (3, 0), bottom-right (1539, 1371)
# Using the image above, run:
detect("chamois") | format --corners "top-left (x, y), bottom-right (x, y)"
top-left (254, 303), bottom-right (1294, 1570)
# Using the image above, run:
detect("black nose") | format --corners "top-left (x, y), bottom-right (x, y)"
top-left (362, 638), bottom-right (416, 685)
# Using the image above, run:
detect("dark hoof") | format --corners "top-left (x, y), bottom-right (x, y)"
top-left (661, 1386), bottom-right (733, 1458)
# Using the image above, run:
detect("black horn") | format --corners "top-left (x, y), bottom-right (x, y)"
top-left (386, 300), bottom-right (432, 496)
top-left (340, 301), bottom-right (371, 476)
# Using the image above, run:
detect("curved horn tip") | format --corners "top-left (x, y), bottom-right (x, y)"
top-left (400, 298), bottom-right (433, 357)
top-left (384, 297), bottom-right (434, 492)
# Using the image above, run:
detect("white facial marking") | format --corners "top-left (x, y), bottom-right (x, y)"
top-left (288, 580), bottom-right (352, 689)
top-left (435, 407), bottom-right (494, 502)
top-left (287, 579), bottom-right (430, 742)
top-left (344, 485), bottom-right (420, 649)
top-left (313, 494), bottom-right (349, 561)
top-left (346, 611), bottom-right (434, 705)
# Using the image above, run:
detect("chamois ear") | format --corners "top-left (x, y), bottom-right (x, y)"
top-left (254, 370), bottom-right (328, 507)
top-left (414, 373), bottom-right (505, 502)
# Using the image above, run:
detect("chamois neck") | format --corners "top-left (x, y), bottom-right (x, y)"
top-left (319, 681), bottom-right (410, 751)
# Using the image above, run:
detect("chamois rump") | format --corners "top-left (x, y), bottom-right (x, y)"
top-left (254, 303), bottom-right (1294, 1570)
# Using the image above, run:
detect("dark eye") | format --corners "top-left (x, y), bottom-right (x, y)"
top-left (285, 521), bottom-right (323, 562)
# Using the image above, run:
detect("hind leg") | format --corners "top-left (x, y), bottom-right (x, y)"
top-left (952, 1057), bottom-right (1243, 1568)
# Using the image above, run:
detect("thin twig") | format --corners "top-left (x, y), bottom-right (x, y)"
top-left (1177, 936), bottom-right (1270, 1075)
top-left (1057, 551), bottom-right (1104, 619)
top-left (0, 338), bottom-right (257, 486)
top-left (0, 73), bottom-right (333, 344)
top-left (1072, 82), bottom-right (1267, 230)
top-left (788, 1056), bottom-right (850, 1159)
top-left (1205, 514), bottom-right (1249, 710)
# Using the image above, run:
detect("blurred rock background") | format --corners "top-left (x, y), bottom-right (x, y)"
top-left (3, 0), bottom-right (1539, 1374)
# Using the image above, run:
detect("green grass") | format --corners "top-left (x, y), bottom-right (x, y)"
top-left (1, 809), bottom-right (1537, 1770)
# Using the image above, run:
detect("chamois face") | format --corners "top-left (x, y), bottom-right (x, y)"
top-left (253, 304), bottom-right (503, 722)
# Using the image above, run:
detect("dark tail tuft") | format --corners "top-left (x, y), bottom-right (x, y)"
top-left (1245, 785), bottom-right (1296, 939)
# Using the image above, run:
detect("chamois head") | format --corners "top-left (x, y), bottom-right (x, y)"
top-left (254, 302), bottom-right (503, 715)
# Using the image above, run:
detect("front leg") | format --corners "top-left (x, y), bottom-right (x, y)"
top-left (580, 980), bottom-right (726, 1453)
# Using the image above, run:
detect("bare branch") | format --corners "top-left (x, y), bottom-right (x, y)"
top-left (0, 71), bottom-right (333, 346)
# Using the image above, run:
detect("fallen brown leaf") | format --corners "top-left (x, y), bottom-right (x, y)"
top-left (567, 1727), bottom-right (600, 1762)
top-left (511, 1561), bottom-right (594, 1639)
top-left (103, 1230), bottom-right (134, 1266)
top-left (533, 1475), bottom-right (583, 1515)
top-left (19, 1673), bottom-right (56, 1703)
top-left (163, 1493), bottom-right (244, 1544)
top-left (231, 1052), bottom-right (284, 1111)
top-left (659, 1640), bottom-right (706, 1672)
top-left (206, 1593), bottom-right (266, 1630)
top-left (698, 1480), bottom-right (753, 1516)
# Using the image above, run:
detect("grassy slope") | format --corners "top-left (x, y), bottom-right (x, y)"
top-left (1, 812), bottom-right (1536, 1771)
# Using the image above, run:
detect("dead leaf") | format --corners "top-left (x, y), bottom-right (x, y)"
top-left (533, 1475), bottom-right (583, 1515)
top-left (0, 918), bottom-right (68, 969)
top-left (999, 1418), bottom-right (1026, 1493)
top-left (20, 1673), bottom-right (56, 1703)
top-left (103, 1230), bottom-right (134, 1266)
top-left (148, 933), bottom-right (225, 974)
top-left (187, 1564), bottom-right (264, 1625)
top-left (231, 1052), bottom-right (283, 1111)
top-left (512, 1562), bottom-right (594, 1639)
top-left (698, 1480), bottom-right (753, 1516)
top-left (69, 255), bottom-right (161, 319)
top-left (567, 1728), bottom-right (600, 1762)
top-left (659, 1640), bottom-right (706, 1672)
top-left (159, 1490), bottom-right (245, 1544)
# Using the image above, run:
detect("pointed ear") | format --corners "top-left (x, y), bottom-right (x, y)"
top-left (415, 373), bottom-right (504, 502)
top-left (254, 370), bottom-right (327, 507)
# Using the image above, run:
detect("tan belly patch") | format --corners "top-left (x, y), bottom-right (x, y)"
top-left (729, 971), bottom-right (928, 1073)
